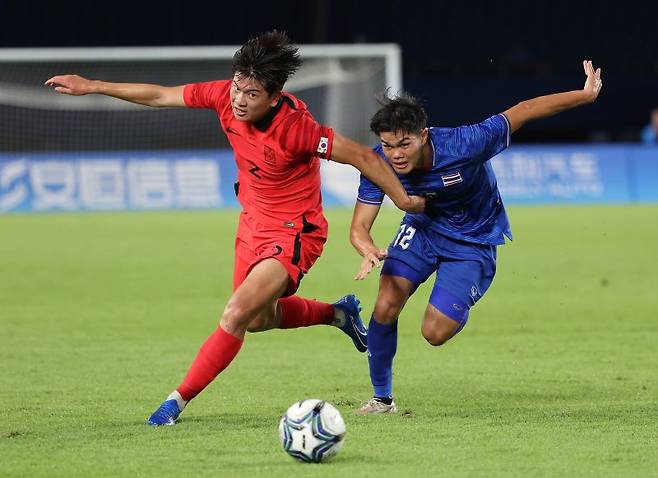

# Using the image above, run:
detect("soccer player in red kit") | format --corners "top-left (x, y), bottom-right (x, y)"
top-left (45, 31), bottom-right (424, 425)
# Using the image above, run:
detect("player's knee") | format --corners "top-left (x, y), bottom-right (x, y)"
top-left (221, 298), bottom-right (253, 328)
top-left (421, 314), bottom-right (461, 347)
top-left (373, 297), bottom-right (404, 325)
top-left (423, 290), bottom-right (470, 347)
top-left (421, 327), bottom-right (453, 347)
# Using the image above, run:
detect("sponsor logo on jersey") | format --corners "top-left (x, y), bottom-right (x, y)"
top-left (441, 172), bottom-right (463, 186)
top-left (317, 136), bottom-right (329, 154)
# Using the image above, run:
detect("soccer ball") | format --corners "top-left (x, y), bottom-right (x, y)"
top-left (278, 399), bottom-right (346, 463)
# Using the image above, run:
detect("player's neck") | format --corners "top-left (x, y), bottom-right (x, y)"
top-left (252, 97), bottom-right (284, 130)
top-left (421, 140), bottom-right (434, 170)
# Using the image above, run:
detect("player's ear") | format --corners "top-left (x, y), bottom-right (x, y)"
top-left (420, 128), bottom-right (429, 144)
top-left (269, 91), bottom-right (282, 107)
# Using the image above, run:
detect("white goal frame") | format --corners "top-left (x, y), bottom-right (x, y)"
top-left (0, 44), bottom-right (401, 92)
top-left (0, 44), bottom-right (402, 141)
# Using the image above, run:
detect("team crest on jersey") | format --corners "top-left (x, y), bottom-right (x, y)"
top-left (441, 172), bottom-right (463, 186)
top-left (263, 145), bottom-right (276, 166)
top-left (317, 136), bottom-right (329, 155)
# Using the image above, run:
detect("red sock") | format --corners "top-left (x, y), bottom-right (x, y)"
top-left (177, 327), bottom-right (243, 401)
top-left (278, 295), bottom-right (334, 329)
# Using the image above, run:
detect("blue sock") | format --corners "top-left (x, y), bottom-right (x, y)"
top-left (367, 316), bottom-right (398, 398)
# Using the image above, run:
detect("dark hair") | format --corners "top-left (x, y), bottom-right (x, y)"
top-left (232, 30), bottom-right (302, 95)
top-left (370, 90), bottom-right (428, 135)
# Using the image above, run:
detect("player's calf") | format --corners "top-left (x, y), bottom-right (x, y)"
top-left (246, 303), bottom-right (279, 332)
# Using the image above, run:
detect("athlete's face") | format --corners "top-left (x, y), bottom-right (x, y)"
top-left (230, 74), bottom-right (280, 123)
top-left (379, 129), bottom-right (428, 174)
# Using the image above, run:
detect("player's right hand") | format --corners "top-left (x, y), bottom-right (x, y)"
top-left (582, 60), bottom-right (603, 103)
top-left (354, 248), bottom-right (388, 280)
top-left (44, 74), bottom-right (94, 96)
top-left (401, 195), bottom-right (426, 213)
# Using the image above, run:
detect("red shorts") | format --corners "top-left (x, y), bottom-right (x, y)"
top-left (233, 212), bottom-right (328, 296)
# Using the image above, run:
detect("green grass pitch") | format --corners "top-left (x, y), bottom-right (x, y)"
top-left (1, 206), bottom-right (657, 477)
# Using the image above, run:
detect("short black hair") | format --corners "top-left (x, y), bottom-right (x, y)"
top-left (370, 91), bottom-right (428, 135)
top-left (232, 30), bottom-right (302, 95)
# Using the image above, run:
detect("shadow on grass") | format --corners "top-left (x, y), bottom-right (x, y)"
top-left (182, 412), bottom-right (275, 429)
top-left (100, 411), bottom-right (273, 429)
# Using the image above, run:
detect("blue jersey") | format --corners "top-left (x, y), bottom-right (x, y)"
top-left (358, 113), bottom-right (513, 246)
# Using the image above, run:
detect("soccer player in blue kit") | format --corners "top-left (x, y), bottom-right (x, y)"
top-left (351, 61), bottom-right (603, 413)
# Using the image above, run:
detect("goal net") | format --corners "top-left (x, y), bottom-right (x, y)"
top-left (0, 45), bottom-right (401, 211)
top-left (0, 45), bottom-right (401, 152)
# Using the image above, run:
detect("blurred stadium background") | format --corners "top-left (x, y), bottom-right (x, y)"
top-left (1, 1), bottom-right (658, 212)
top-left (1, 2), bottom-right (656, 477)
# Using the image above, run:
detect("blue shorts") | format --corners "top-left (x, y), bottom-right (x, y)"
top-left (381, 219), bottom-right (497, 331)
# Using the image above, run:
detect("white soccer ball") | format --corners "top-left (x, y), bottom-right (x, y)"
top-left (278, 399), bottom-right (346, 463)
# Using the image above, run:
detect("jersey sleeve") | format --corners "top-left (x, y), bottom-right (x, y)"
top-left (183, 80), bottom-right (231, 110)
top-left (447, 113), bottom-right (511, 166)
top-left (280, 112), bottom-right (334, 160)
top-left (356, 149), bottom-right (386, 205)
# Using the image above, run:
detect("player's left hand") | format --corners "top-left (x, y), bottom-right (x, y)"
top-left (354, 248), bottom-right (388, 280)
top-left (582, 60), bottom-right (603, 102)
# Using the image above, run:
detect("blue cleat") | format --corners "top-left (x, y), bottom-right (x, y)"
top-left (332, 294), bottom-right (368, 353)
top-left (147, 399), bottom-right (181, 426)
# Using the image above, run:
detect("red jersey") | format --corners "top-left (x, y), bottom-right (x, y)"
top-left (183, 80), bottom-right (334, 230)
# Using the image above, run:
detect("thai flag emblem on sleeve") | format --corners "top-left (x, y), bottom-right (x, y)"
top-left (441, 172), bottom-right (463, 186)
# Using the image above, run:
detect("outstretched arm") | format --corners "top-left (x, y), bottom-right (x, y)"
top-left (44, 74), bottom-right (186, 108)
top-left (503, 60), bottom-right (603, 133)
top-left (330, 133), bottom-right (425, 213)
top-left (350, 201), bottom-right (387, 280)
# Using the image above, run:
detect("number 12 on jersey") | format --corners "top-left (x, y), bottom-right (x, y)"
top-left (393, 224), bottom-right (416, 250)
